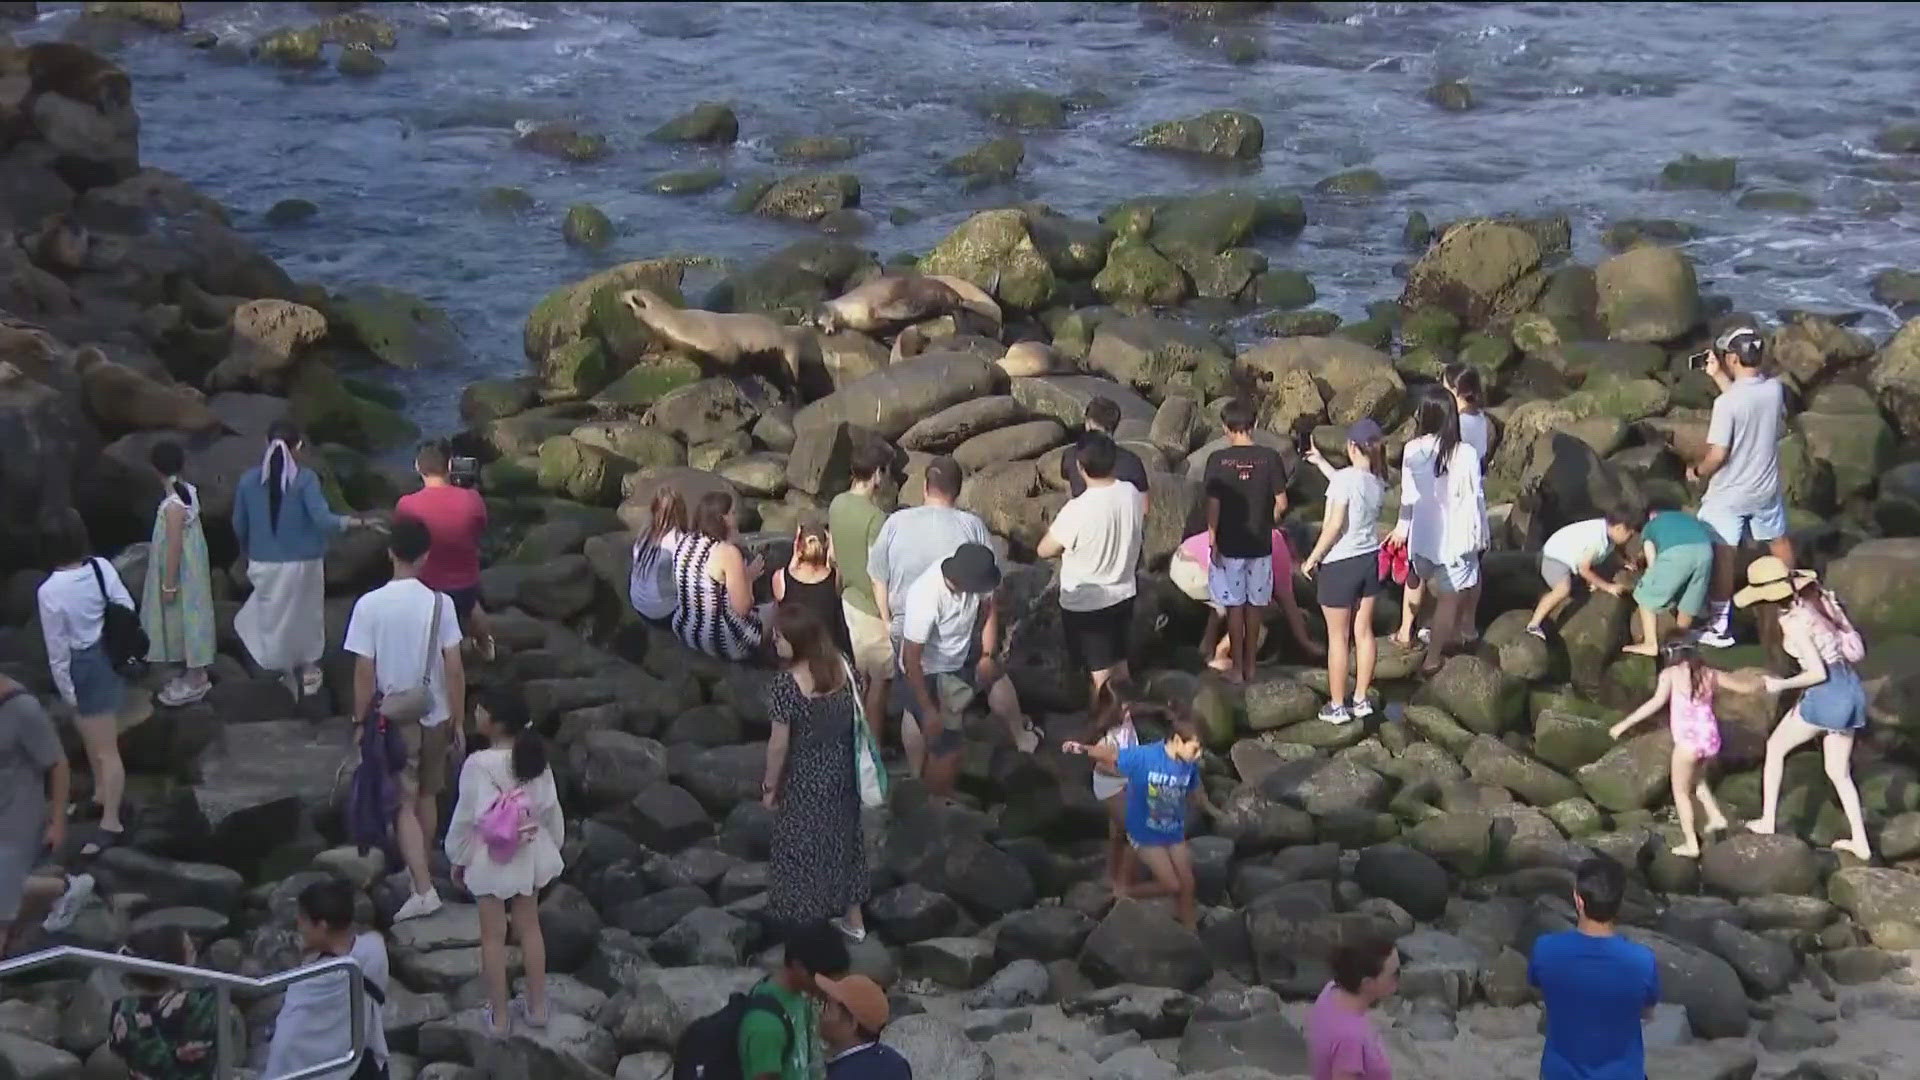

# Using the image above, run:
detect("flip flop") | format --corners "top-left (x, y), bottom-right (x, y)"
top-left (79, 826), bottom-right (123, 859)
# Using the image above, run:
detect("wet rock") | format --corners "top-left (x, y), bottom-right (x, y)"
top-left (1698, 833), bottom-right (1819, 898)
top-left (561, 204), bottom-right (612, 247)
top-left (1738, 188), bottom-right (1816, 213)
top-left (944, 136), bottom-right (1024, 185)
top-left (1079, 899), bottom-right (1212, 991)
top-left (1660, 154), bottom-right (1737, 192)
top-left (1621, 928), bottom-right (1750, 1039)
top-left (1315, 168), bottom-right (1386, 196)
top-left (1530, 708), bottom-right (1614, 772)
top-left (921, 208), bottom-right (1059, 311)
top-left (1463, 735), bottom-right (1581, 807)
top-left (1595, 245), bottom-right (1700, 343)
top-left (648, 101), bottom-right (737, 144)
top-left (1136, 109), bottom-right (1263, 160)
top-left (331, 284), bottom-right (461, 370)
top-left (742, 171), bottom-right (859, 223)
top-left (1093, 240), bottom-right (1191, 306)
top-left (1428, 79), bottom-right (1473, 111)
top-left (1421, 655), bottom-right (1523, 735)
top-left (255, 26), bottom-right (322, 66)
top-left (651, 168), bottom-right (724, 195)
top-left (336, 44), bottom-right (385, 77)
top-left (795, 351), bottom-right (995, 441)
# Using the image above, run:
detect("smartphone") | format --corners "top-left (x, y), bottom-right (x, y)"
top-left (1687, 350), bottom-right (1710, 371)
top-left (1296, 428), bottom-right (1314, 455)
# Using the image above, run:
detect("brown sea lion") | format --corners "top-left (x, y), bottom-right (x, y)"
top-left (811, 273), bottom-right (1002, 336)
top-left (619, 288), bottom-right (805, 388)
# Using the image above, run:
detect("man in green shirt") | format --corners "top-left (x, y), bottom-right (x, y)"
top-left (829, 441), bottom-right (894, 739)
top-left (739, 922), bottom-right (852, 1080)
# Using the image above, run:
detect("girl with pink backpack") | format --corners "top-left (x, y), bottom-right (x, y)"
top-left (445, 690), bottom-right (564, 1037)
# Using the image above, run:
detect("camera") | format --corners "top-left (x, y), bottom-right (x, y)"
top-left (449, 455), bottom-right (480, 489)
top-left (1687, 350), bottom-right (1711, 371)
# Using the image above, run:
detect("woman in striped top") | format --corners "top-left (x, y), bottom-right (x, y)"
top-left (671, 490), bottom-right (765, 661)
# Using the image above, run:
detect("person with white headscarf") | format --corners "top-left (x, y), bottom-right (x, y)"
top-left (232, 421), bottom-right (377, 697)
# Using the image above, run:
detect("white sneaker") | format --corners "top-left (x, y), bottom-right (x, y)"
top-left (43, 873), bottom-right (95, 932)
top-left (1317, 701), bottom-right (1353, 725)
top-left (830, 916), bottom-right (867, 943)
top-left (393, 889), bottom-right (442, 922)
top-left (1349, 698), bottom-right (1376, 720)
top-left (1696, 629), bottom-right (1737, 649)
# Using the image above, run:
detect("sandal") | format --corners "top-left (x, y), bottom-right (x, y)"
top-left (511, 997), bottom-right (548, 1030)
top-left (1014, 720), bottom-right (1041, 754)
top-left (299, 666), bottom-right (325, 698)
top-left (482, 1004), bottom-right (512, 1039)
top-left (79, 826), bottom-right (124, 859)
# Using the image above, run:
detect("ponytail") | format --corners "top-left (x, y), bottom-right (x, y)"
top-left (1354, 439), bottom-right (1387, 479)
top-left (149, 440), bottom-right (193, 508)
top-left (1414, 388), bottom-right (1461, 478)
top-left (262, 420), bottom-right (303, 532)
top-left (512, 725), bottom-right (548, 784)
top-left (479, 688), bottom-right (547, 782)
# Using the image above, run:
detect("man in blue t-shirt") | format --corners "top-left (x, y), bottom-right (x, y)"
top-left (1065, 715), bottom-right (1217, 929)
top-left (1528, 856), bottom-right (1660, 1080)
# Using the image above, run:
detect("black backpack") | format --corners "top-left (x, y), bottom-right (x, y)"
top-left (90, 558), bottom-right (148, 678)
top-left (671, 987), bottom-right (792, 1080)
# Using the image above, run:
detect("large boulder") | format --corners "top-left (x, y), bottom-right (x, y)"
top-left (1463, 735), bottom-right (1582, 807)
top-left (1593, 246), bottom-right (1699, 343)
top-left (1236, 336), bottom-right (1404, 427)
top-left (794, 351), bottom-right (995, 440)
top-left (899, 396), bottom-right (1026, 453)
top-left (1871, 316), bottom-right (1920, 441)
top-left (1085, 315), bottom-right (1229, 393)
top-left (1421, 655), bottom-right (1523, 735)
top-left (1698, 834), bottom-right (1819, 898)
top-left (1577, 730), bottom-right (1673, 812)
top-left (1619, 929), bottom-right (1750, 1039)
top-left (1827, 866), bottom-right (1920, 947)
top-left (1352, 843), bottom-right (1448, 921)
top-left (1079, 899), bottom-right (1213, 991)
top-left (1400, 220), bottom-right (1545, 328)
top-left (190, 719), bottom-right (353, 878)
top-left (880, 1015), bottom-right (991, 1080)
top-left (0, 362), bottom-right (89, 569)
top-left (643, 376), bottom-right (766, 446)
top-left (329, 284), bottom-right (462, 369)
top-left (523, 259), bottom-right (686, 379)
top-left (1825, 538), bottom-right (1920, 639)
top-left (920, 208), bottom-right (1059, 311)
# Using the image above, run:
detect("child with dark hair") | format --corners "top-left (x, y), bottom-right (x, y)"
top-left (1609, 636), bottom-right (1745, 857)
top-left (1307, 935), bottom-right (1399, 1080)
top-left (143, 440), bottom-right (215, 706)
top-left (1064, 711), bottom-right (1219, 929)
top-left (1082, 679), bottom-right (1141, 894)
top-left (1525, 511), bottom-right (1644, 641)
top-left (266, 879), bottom-right (391, 1080)
top-left (445, 689), bottom-right (562, 1036)
top-left (110, 926), bottom-right (218, 1080)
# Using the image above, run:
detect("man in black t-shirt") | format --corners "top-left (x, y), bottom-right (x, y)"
top-left (1063, 396), bottom-right (1151, 512)
top-left (1203, 398), bottom-right (1287, 684)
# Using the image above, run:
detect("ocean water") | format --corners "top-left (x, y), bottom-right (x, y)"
top-left (18, 2), bottom-right (1920, 431)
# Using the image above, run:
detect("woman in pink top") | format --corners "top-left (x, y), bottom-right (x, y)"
top-left (1173, 529), bottom-right (1321, 673)
top-left (1308, 935), bottom-right (1399, 1080)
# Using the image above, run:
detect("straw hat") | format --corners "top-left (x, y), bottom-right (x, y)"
top-left (1732, 555), bottom-right (1818, 608)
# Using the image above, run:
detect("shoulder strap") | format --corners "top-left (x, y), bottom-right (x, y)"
top-left (88, 557), bottom-right (110, 603)
top-left (418, 585), bottom-right (443, 690)
top-left (743, 990), bottom-right (793, 1052)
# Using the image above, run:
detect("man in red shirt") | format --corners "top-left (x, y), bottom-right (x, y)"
top-left (394, 442), bottom-right (493, 659)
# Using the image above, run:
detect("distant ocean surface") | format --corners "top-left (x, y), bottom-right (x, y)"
top-left (20, 2), bottom-right (1920, 430)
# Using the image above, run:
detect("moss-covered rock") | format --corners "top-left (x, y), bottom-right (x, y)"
top-left (1420, 655), bottom-right (1524, 735)
top-left (1315, 168), bottom-right (1386, 196)
top-left (561, 203), bottom-right (613, 247)
top-left (1254, 269), bottom-right (1316, 310)
top-left (1136, 109), bottom-right (1263, 160)
top-left (1092, 241), bottom-right (1190, 306)
top-left (1577, 730), bottom-right (1674, 812)
top-left (331, 284), bottom-right (462, 369)
top-left (648, 102), bottom-right (738, 144)
top-left (523, 259), bottom-right (686, 369)
top-left (1400, 220), bottom-right (1544, 328)
top-left (1594, 245), bottom-right (1699, 343)
top-left (1563, 377), bottom-right (1671, 424)
top-left (1244, 677), bottom-right (1319, 731)
top-left (977, 88), bottom-right (1067, 129)
top-left (514, 121), bottom-right (608, 162)
top-left (1457, 331), bottom-right (1515, 375)
top-left (775, 134), bottom-right (857, 163)
top-left (479, 186), bottom-right (535, 213)
top-left (1799, 407), bottom-right (1894, 505)
top-left (256, 25), bottom-right (322, 67)
top-left (315, 10), bottom-right (396, 49)
top-left (740, 172), bottom-right (860, 222)
top-left (651, 168), bottom-right (725, 196)
top-left (536, 434), bottom-right (635, 505)
top-left (1027, 209), bottom-right (1113, 279)
top-left (570, 420), bottom-right (685, 470)
top-left (1601, 218), bottom-right (1700, 252)
top-left (1737, 188), bottom-right (1816, 214)
top-left (1399, 305), bottom-right (1461, 351)
top-left (459, 377), bottom-right (538, 425)
top-left (540, 338), bottom-right (609, 400)
top-left (264, 198), bottom-right (317, 226)
top-left (1188, 248), bottom-right (1267, 301)
top-left (590, 356), bottom-right (704, 409)
top-left (921, 208), bottom-right (1059, 312)
top-left (1334, 318), bottom-right (1392, 351)
top-left (943, 136), bottom-right (1024, 186)
top-left (287, 362), bottom-right (417, 452)
top-left (1261, 308), bottom-right (1340, 337)
top-left (1660, 154), bottom-right (1736, 192)
top-left (335, 44), bottom-right (385, 77)
top-left (83, 2), bottom-right (185, 29)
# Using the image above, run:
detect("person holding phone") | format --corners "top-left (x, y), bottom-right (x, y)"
top-left (1687, 326), bottom-right (1790, 648)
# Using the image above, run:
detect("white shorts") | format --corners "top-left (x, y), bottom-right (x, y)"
top-left (1093, 772), bottom-right (1127, 801)
top-left (1412, 553), bottom-right (1480, 595)
top-left (843, 600), bottom-right (894, 679)
top-left (1208, 555), bottom-right (1274, 608)
top-left (1698, 495), bottom-right (1789, 546)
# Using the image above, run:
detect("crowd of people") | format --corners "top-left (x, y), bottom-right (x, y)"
top-left (0, 324), bottom-right (1889, 1080)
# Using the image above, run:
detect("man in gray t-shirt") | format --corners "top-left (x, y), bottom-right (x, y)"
top-left (0, 677), bottom-right (69, 952)
top-left (867, 456), bottom-right (993, 642)
top-left (1687, 326), bottom-right (1793, 646)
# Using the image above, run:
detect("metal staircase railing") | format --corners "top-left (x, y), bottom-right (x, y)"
top-left (0, 945), bottom-right (367, 1080)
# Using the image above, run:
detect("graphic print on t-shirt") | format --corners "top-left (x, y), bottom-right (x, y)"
top-left (1119, 743), bottom-right (1197, 846)
top-left (1204, 444), bottom-right (1286, 559)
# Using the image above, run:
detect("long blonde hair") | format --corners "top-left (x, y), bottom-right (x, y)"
top-left (792, 521), bottom-right (830, 569)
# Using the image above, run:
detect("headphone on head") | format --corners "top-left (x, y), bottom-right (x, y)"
top-left (1714, 326), bottom-right (1765, 367)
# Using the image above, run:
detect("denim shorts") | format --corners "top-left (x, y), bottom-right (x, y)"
top-left (1698, 494), bottom-right (1789, 546)
top-left (1800, 664), bottom-right (1868, 732)
top-left (70, 641), bottom-right (125, 717)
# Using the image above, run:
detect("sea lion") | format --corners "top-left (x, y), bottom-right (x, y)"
top-left (30, 216), bottom-right (92, 274)
top-left (619, 288), bottom-right (805, 388)
top-left (996, 340), bottom-right (1058, 378)
top-left (811, 273), bottom-right (1002, 336)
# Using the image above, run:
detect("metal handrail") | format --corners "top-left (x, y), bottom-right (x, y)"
top-left (0, 945), bottom-right (368, 1080)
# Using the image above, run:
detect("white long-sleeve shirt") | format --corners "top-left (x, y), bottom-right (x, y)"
top-left (36, 558), bottom-right (134, 707)
top-left (1398, 435), bottom-right (1487, 564)
top-left (263, 933), bottom-right (391, 1080)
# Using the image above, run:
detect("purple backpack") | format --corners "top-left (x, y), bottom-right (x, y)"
top-left (345, 710), bottom-right (406, 856)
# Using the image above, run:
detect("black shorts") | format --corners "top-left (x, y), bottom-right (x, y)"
top-left (1062, 597), bottom-right (1134, 673)
top-left (446, 585), bottom-right (481, 632)
top-left (1316, 552), bottom-right (1381, 610)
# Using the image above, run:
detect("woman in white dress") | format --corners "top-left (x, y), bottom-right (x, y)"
top-left (445, 689), bottom-right (563, 1037)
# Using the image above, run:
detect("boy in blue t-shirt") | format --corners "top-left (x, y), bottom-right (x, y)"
top-left (1528, 856), bottom-right (1660, 1080)
top-left (1065, 715), bottom-right (1217, 928)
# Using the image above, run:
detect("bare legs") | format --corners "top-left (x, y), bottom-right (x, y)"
top-left (1668, 747), bottom-right (1729, 857)
top-left (508, 893), bottom-right (547, 1024)
top-left (1225, 605), bottom-right (1258, 684)
top-left (477, 897), bottom-right (512, 1033)
top-left (1527, 580), bottom-right (1573, 633)
top-left (395, 788), bottom-right (438, 896)
top-left (1273, 588), bottom-right (1324, 659)
top-left (1126, 843), bottom-right (1198, 929)
top-left (73, 713), bottom-right (125, 835)
top-left (1102, 796), bottom-right (1132, 894)
top-left (1323, 606), bottom-right (1353, 708)
top-left (1393, 581), bottom-right (1424, 647)
top-left (1750, 710), bottom-right (1871, 859)
top-left (1423, 590), bottom-right (1465, 674)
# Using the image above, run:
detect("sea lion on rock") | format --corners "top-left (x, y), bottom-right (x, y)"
top-left (997, 340), bottom-right (1059, 377)
top-left (811, 273), bottom-right (1003, 336)
top-left (619, 288), bottom-right (805, 389)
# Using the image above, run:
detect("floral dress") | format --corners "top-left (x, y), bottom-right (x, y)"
top-left (141, 483), bottom-right (216, 669)
top-left (765, 670), bottom-right (870, 927)
top-left (110, 988), bottom-right (218, 1080)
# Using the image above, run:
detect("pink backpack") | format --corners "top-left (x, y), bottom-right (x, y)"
top-left (478, 785), bottom-right (535, 863)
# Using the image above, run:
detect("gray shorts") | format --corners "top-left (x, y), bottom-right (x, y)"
top-left (0, 839), bottom-right (36, 922)
top-left (1540, 556), bottom-right (1575, 590)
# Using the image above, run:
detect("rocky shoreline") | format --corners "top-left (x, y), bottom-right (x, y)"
top-left (8, 7), bottom-right (1920, 1080)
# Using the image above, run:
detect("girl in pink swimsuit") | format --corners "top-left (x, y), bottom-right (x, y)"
top-left (1610, 638), bottom-right (1752, 857)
